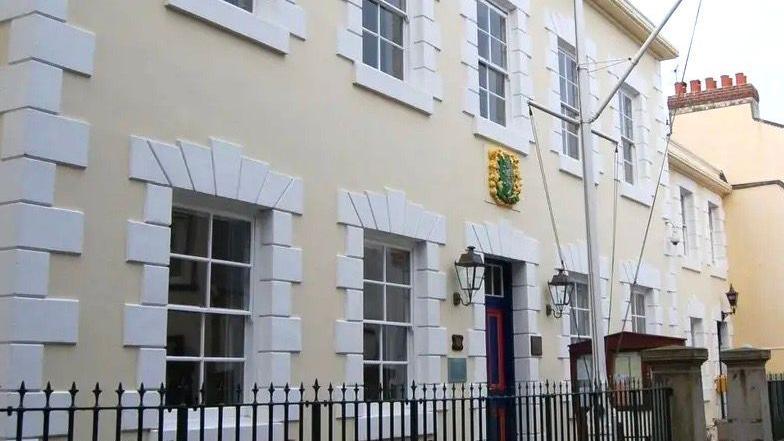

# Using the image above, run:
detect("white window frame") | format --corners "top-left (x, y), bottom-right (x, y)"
top-left (166, 204), bottom-right (255, 405)
top-left (708, 202), bottom-right (719, 265)
top-left (223, 0), bottom-right (254, 12)
top-left (680, 187), bottom-right (694, 258)
top-left (619, 89), bottom-right (637, 185)
top-left (558, 41), bottom-right (580, 161)
top-left (476, 0), bottom-right (509, 127)
top-left (362, 238), bottom-right (414, 399)
top-left (483, 262), bottom-right (505, 298)
top-left (362, 0), bottom-right (408, 81)
top-left (630, 286), bottom-right (648, 334)
top-left (569, 279), bottom-right (591, 344)
top-left (689, 317), bottom-right (704, 348)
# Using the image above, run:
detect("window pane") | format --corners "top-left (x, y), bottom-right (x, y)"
top-left (491, 95), bottom-right (506, 126)
top-left (489, 11), bottom-right (505, 41)
top-left (492, 266), bottom-right (503, 296)
top-left (362, 0), bottom-right (378, 32)
top-left (479, 63), bottom-right (488, 89)
top-left (210, 264), bottom-right (249, 310)
top-left (169, 258), bottom-right (207, 306)
top-left (224, 0), bottom-right (253, 12)
top-left (364, 245), bottom-right (384, 281)
top-left (491, 39), bottom-right (507, 68)
top-left (383, 0), bottom-right (405, 10)
top-left (383, 325), bottom-right (408, 361)
top-left (488, 68), bottom-right (504, 96)
top-left (171, 210), bottom-right (209, 257)
top-left (165, 361), bottom-right (199, 405)
top-left (477, 2), bottom-right (488, 31)
top-left (167, 310), bottom-right (201, 357)
top-left (204, 314), bottom-right (245, 358)
top-left (212, 217), bottom-right (250, 263)
top-left (363, 324), bottom-right (381, 360)
top-left (625, 163), bottom-right (634, 184)
top-left (363, 364), bottom-right (381, 399)
top-left (479, 89), bottom-right (489, 119)
top-left (204, 362), bottom-right (244, 405)
top-left (363, 282), bottom-right (384, 320)
top-left (380, 7), bottom-right (404, 45)
top-left (362, 31), bottom-right (378, 68)
top-left (386, 286), bottom-right (410, 322)
top-left (383, 364), bottom-right (407, 399)
top-left (380, 41), bottom-right (404, 79)
top-left (386, 248), bottom-right (410, 284)
top-left (478, 32), bottom-right (489, 60)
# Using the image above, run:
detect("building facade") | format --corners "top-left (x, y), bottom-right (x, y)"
top-left (670, 73), bottom-right (784, 371)
top-left (0, 0), bottom-right (734, 437)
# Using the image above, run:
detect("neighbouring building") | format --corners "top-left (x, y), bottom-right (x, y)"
top-left (0, 0), bottom-right (735, 438)
top-left (670, 73), bottom-right (784, 371)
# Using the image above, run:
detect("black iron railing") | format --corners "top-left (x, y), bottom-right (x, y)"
top-left (1, 379), bottom-right (672, 441)
top-left (769, 374), bottom-right (784, 440)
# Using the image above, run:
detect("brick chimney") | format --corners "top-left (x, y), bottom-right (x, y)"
top-left (668, 72), bottom-right (759, 114)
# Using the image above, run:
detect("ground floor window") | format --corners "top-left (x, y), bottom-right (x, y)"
top-left (570, 279), bottom-right (591, 344)
top-left (166, 208), bottom-right (252, 405)
top-left (630, 286), bottom-right (650, 334)
top-left (689, 317), bottom-right (704, 348)
top-left (363, 240), bottom-right (412, 400)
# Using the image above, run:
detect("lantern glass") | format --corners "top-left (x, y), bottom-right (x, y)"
top-left (547, 269), bottom-right (574, 317)
top-left (726, 285), bottom-right (738, 312)
top-left (454, 246), bottom-right (485, 305)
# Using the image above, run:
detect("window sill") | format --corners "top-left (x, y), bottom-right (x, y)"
top-left (682, 258), bottom-right (701, 273)
top-left (709, 265), bottom-right (728, 280)
top-left (354, 64), bottom-right (434, 115)
top-left (166, 0), bottom-right (290, 54)
top-left (619, 182), bottom-right (652, 207)
top-left (558, 154), bottom-right (583, 179)
top-left (474, 118), bottom-right (530, 155)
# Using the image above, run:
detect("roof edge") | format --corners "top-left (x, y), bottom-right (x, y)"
top-left (588, 0), bottom-right (679, 61)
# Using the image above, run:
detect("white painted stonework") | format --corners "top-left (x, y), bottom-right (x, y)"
top-left (0, 0), bottom-right (95, 395)
top-left (336, 188), bottom-right (447, 387)
top-left (617, 260), bottom-right (664, 335)
top-left (166, 0), bottom-right (306, 54)
top-left (464, 220), bottom-right (541, 383)
top-left (125, 135), bottom-right (304, 389)
top-left (337, 0), bottom-right (442, 114)
top-left (460, 0), bottom-right (533, 154)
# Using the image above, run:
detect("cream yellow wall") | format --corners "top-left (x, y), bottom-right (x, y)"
top-left (34, 0), bottom-right (682, 390)
top-left (672, 101), bottom-right (784, 371)
top-left (723, 185), bottom-right (784, 372)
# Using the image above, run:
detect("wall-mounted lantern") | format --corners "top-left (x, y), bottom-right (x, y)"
top-left (723, 284), bottom-right (739, 320)
top-left (545, 268), bottom-right (574, 318)
top-left (453, 246), bottom-right (485, 306)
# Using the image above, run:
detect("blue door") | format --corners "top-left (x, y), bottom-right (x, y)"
top-left (484, 260), bottom-right (515, 441)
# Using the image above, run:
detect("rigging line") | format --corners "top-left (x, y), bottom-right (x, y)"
top-left (588, 59), bottom-right (629, 74)
top-left (580, 57), bottom-right (630, 67)
top-left (615, 0), bottom-right (703, 351)
top-left (680, 0), bottom-right (704, 84)
top-left (606, 143), bottom-right (620, 332)
top-left (530, 104), bottom-right (593, 382)
top-left (529, 105), bottom-right (567, 270)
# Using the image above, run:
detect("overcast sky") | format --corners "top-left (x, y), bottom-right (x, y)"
top-left (629, 0), bottom-right (784, 122)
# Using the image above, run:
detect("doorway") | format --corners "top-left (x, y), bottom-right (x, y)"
top-left (484, 258), bottom-right (515, 441)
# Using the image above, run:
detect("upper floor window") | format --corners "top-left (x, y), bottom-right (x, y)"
top-left (558, 42), bottom-right (579, 160)
top-left (708, 202), bottom-right (719, 264)
top-left (166, 208), bottom-right (252, 406)
top-left (630, 286), bottom-right (649, 333)
top-left (362, 0), bottom-right (406, 80)
top-left (363, 242), bottom-right (411, 399)
top-left (679, 187), bottom-right (695, 257)
top-left (223, 0), bottom-right (253, 12)
top-left (477, 1), bottom-right (508, 126)
top-left (570, 280), bottom-right (590, 344)
top-left (619, 90), bottom-right (636, 185)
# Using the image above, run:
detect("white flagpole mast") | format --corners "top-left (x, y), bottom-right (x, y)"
top-left (572, 0), bottom-right (608, 382)
top-left (570, 0), bottom-right (683, 382)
